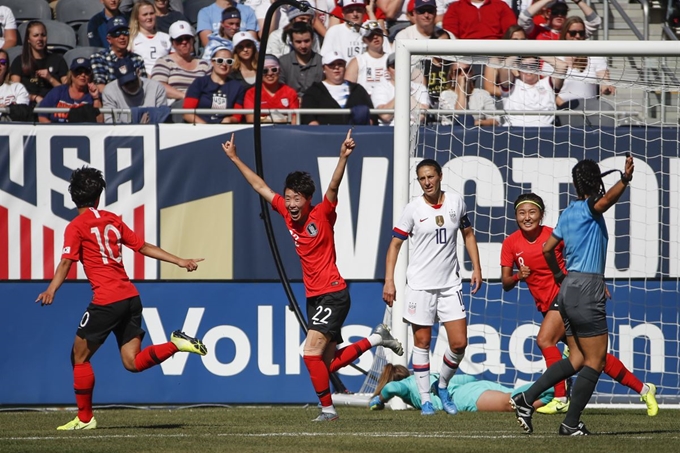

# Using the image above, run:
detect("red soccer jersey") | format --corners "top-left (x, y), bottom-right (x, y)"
top-left (272, 193), bottom-right (346, 297)
top-left (244, 84), bottom-right (300, 113)
top-left (500, 225), bottom-right (566, 313)
top-left (61, 208), bottom-right (144, 305)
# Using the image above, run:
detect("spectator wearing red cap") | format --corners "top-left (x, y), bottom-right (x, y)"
top-left (518, 0), bottom-right (600, 40)
top-left (320, 0), bottom-right (391, 63)
top-left (442, 0), bottom-right (517, 39)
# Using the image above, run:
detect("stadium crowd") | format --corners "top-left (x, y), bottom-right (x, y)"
top-left (0, 0), bottom-right (622, 124)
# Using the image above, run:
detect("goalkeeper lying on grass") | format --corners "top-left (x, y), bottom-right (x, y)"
top-left (369, 364), bottom-right (553, 413)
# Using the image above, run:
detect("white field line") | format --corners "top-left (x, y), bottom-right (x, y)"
top-left (1, 431), bottom-right (668, 442)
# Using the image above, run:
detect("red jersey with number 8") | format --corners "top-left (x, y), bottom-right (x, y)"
top-left (61, 208), bottom-right (144, 305)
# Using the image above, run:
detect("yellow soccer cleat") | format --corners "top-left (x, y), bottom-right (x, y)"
top-left (536, 398), bottom-right (570, 415)
top-left (57, 416), bottom-right (97, 430)
top-left (171, 330), bottom-right (207, 356)
top-left (641, 383), bottom-right (658, 417)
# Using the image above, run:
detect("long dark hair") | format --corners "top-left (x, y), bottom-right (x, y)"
top-left (572, 159), bottom-right (604, 199)
top-left (21, 21), bottom-right (47, 76)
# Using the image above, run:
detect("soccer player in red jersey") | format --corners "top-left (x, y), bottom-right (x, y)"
top-left (222, 130), bottom-right (404, 421)
top-left (36, 167), bottom-right (208, 431)
top-left (500, 192), bottom-right (658, 417)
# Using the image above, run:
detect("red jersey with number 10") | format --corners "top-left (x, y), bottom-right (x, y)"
top-left (272, 194), bottom-right (346, 297)
top-left (500, 225), bottom-right (566, 313)
top-left (61, 208), bottom-right (144, 305)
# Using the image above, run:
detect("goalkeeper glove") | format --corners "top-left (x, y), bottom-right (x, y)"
top-left (369, 395), bottom-right (385, 410)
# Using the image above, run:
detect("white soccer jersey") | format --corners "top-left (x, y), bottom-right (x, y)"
top-left (393, 192), bottom-right (468, 290)
top-left (132, 32), bottom-right (172, 77)
top-left (353, 52), bottom-right (389, 96)
top-left (320, 24), bottom-right (391, 63)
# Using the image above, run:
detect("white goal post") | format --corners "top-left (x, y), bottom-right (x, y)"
top-left (386, 39), bottom-right (680, 408)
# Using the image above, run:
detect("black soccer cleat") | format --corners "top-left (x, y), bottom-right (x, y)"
top-left (559, 421), bottom-right (591, 436)
top-left (510, 393), bottom-right (535, 434)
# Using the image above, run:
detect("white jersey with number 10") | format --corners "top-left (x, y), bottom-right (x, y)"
top-left (393, 192), bottom-right (468, 291)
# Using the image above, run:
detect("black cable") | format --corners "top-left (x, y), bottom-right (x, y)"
top-left (252, 0), bottom-right (367, 393)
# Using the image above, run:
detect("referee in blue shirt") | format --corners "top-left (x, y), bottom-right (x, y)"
top-left (510, 155), bottom-right (635, 436)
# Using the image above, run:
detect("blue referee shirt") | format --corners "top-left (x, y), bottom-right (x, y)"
top-left (552, 198), bottom-right (608, 274)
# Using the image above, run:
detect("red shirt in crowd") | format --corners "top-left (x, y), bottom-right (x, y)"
top-left (442, 0), bottom-right (517, 39)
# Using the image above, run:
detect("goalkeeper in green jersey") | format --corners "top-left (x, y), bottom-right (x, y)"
top-left (369, 364), bottom-right (553, 413)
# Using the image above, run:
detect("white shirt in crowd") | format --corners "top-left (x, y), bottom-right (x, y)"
top-left (132, 32), bottom-right (172, 77)
top-left (438, 88), bottom-right (499, 125)
top-left (351, 52), bottom-right (389, 96)
top-left (502, 77), bottom-right (556, 127)
top-left (320, 23), bottom-right (391, 63)
top-left (543, 57), bottom-right (608, 103)
top-left (0, 6), bottom-right (17, 49)
top-left (371, 79), bottom-right (429, 126)
top-left (0, 82), bottom-right (29, 118)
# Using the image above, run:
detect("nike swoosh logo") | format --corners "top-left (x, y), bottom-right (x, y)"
top-left (516, 252), bottom-right (523, 256)
top-left (420, 218), bottom-right (428, 222)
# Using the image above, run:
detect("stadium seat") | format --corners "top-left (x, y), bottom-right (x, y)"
top-left (77, 22), bottom-right (90, 46)
top-left (5, 46), bottom-right (22, 65)
top-left (56, 0), bottom-right (102, 30)
top-left (63, 47), bottom-right (104, 67)
top-left (18, 20), bottom-right (77, 53)
top-left (0, 0), bottom-right (52, 24)
top-left (557, 97), bottom-right (617, 128)
top-left (183, 0), bottom-right (214, 27)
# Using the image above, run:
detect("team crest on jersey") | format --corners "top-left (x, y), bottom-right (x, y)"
top-left (62, 246), bottom-right (70, 254)
top-left (435, 215), bottom-right (444, 227)
top-left (306, 222), bottom-right (318, 237)
top-left (408, 300), bottom-right (417, 315)
top-left (449, 209), bottom-right (456, 223)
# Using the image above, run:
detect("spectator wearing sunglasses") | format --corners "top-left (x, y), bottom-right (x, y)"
top-left (244, 55), bottom-right (299, 124)
top-left (38, 58), bottom-right (103, 123)
top-left (542, 17), bottom-right (614, 108)
top-left (88, 0), bottom-right (129, 49)
top-left (0, 49), bottom-right (29, 120)
top-left (183, 47), bottom-right (245, 124)
top-left (519, 0), bottom-right (601, 41)
top-left (91, 17), bottom-right (148, 93)
top-left (151, 21), bottom-right (211, 104)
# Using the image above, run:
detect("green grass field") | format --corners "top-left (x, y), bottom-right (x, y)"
top-left (1, 406), bottom-right (678, 453)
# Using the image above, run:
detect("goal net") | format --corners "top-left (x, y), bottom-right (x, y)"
top-left (372, 39), bottom-right (680, 408)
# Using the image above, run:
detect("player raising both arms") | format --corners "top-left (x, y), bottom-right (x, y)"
top-left (222, 131), bottom-right (404, 422)
top-left (383, 159), bottom-right (483, 416)
top-left (501, 192), bottom-right (658, 416)
top-left (511, 156), bottom-right (636, 435)
top-left (36, 167), bottom-right (207, 431)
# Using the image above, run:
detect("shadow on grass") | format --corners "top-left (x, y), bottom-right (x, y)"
top-left (101, 423), bottom-right (185, 430)
top-left (598, 429), bottom-right (680, 436)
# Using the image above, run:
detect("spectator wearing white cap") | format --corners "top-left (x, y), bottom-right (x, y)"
top-left (202, 7), bottom-right (241, 61)
top-left (0, 6), bottom-right (17, 50)
top-left (151, 21), bottom-right (211, 103)
top-left (320, 0), bottom-right (391, 63)
top-left (129, 0), bottom-right (172, 76)
top-left (197, 0), bottom-right (259, 47)
top-left (266, 5), bottom-right (320, 58)
top-left (278, 22), bottom-right (323, 97)
top-left (301, 51), bottom-right (375, 125)
top-left (231, 31), bottom-right (260, 89)
top-left (244, 54), bottom-right (299, 124)
top-left (345, 20), bottom-right (389, 96)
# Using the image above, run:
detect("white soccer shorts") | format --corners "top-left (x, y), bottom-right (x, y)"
top-left (402, 284), bottom-right (466, 326)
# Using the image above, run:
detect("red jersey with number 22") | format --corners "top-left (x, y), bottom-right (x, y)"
top-left (272, 194), bottom-right (346, 298)
top-left (61, 208), bottom-right (145, 305)
top-left (500, 225), bottom-right (565, 313)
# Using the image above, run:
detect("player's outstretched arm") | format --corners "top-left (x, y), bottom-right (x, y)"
top-left (36, 258), bottom-right (74, 305)
top-left (462, 226), bottom-right (483, 294)
top-left (594, 155), bottom-right (634, 214)
top-left (383, 237), bottom-right (404, 306)
top-left (138, 243), bottom-right (204, 272)
top-left (221, 133), bottom-right (276, 204)
top-left (325, 129), bottom-right (355, 204)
